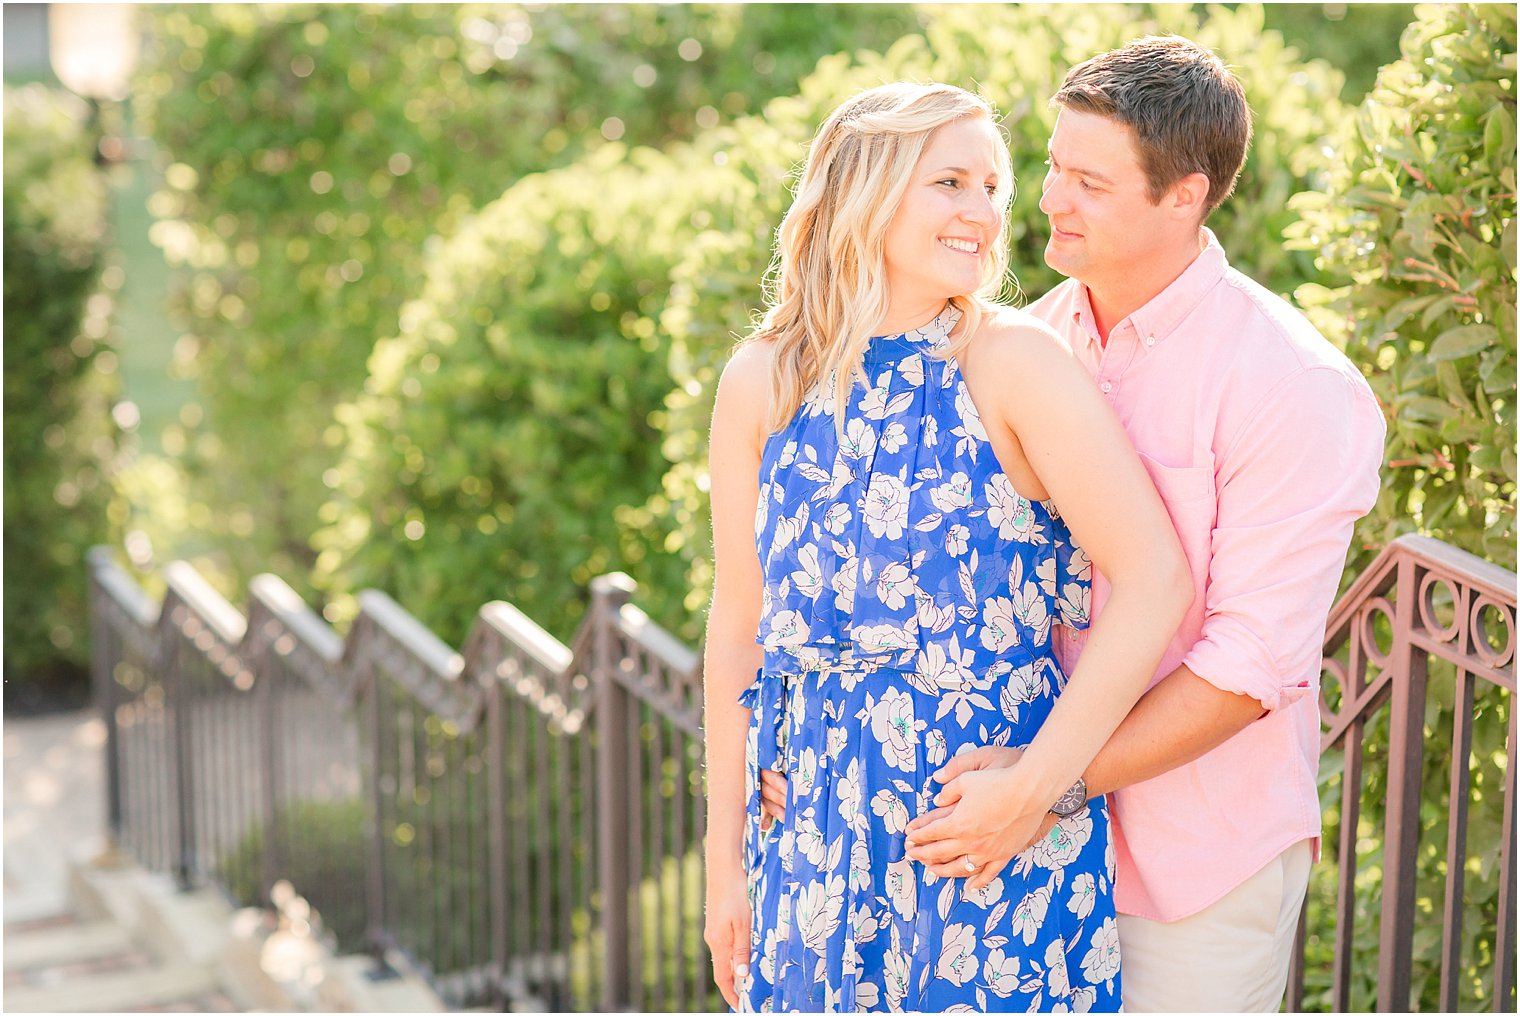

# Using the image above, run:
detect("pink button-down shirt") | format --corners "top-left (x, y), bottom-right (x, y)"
top-left (1031, 231), bottom-right (1385, 922)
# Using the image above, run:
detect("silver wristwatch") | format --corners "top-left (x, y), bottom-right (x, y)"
top-left (1049, 777), bottom-right (1088, 818)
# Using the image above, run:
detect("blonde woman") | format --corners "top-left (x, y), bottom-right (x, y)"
top-left (703, 83), bottom-right (1190, 1012)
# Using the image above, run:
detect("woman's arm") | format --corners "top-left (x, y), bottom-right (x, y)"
top-left (905, 312), bottom-right (1192, 889)
top-left (702, 340), bottom-right (770, 1007)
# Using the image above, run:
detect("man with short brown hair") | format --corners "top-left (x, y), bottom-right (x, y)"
top-left (919, 35), bottom-right (1384, 1010)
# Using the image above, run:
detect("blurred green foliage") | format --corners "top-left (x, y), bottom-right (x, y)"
top-left (3, 84), bottom-right (121, 693)
top-left (134, 2), bottom-right (917, 609)
top-left (1288, 6), bottom-right (1516, 1008)
top-left (1259, 2), bottom-right (1418, 101)
top-left (1291, 2), bottom-right (1516, 576)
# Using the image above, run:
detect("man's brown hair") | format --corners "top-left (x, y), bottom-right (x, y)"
top-left (1054, 35), bottom-right (1252, 219)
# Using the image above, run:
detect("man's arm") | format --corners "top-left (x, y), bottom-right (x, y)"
top-left (1089, 363), bottom-right (1384, 795)
top-left (1081, 664), bottom-right (1263, 799)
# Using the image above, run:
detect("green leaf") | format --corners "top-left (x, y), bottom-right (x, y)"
top-left (1429, 324), bottom-right (1499, 362)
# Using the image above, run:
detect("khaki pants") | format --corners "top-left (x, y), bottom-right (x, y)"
top-left (1119, 840), bottom-right (1313, 1012)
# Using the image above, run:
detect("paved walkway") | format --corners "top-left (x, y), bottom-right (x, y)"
top-left (3, 709), bottom-right (237, 1011)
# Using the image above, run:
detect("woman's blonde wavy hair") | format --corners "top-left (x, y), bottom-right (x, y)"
top-left (748, 82), bottom-right (1013, 432)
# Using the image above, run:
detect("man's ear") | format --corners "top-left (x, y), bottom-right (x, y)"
top-left (1168, 171), bottom-right (1212, 222)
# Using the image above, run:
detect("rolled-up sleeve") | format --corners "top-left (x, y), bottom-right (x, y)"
top-left (1182, 366), bottom-right (1385, 711)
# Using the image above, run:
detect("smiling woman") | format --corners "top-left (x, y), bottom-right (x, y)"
top-left (701, 82), bottom-right (1191, 1012)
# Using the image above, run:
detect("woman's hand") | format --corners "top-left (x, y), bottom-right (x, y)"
top-left (903, 752), bottom-right (1056, 892)
top-left (704, 872), bottom-right (752, 1010)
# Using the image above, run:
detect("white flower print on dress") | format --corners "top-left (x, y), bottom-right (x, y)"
top-left (1045, 937), bottom-right (1071, 997)
top-left (883, 858), bottom-right (917, 921)
top-left (986, 474), bottom-right (1039, 542)
top-left (791, 544), bottom-right (824, 601)
top-left (882, 947), bottom-right (911, 1010)
top-left (796, 875), bottom-right (845, 953)
top-left (755, 482), bottom-right (771, 537)
top-left (880, 420), bottom-right (908, 453)
top-left (823, 503), bottom-right (851, 535)
top-left (917, 638), bottom-right (975, 690)
top-left (763, 610), bottom-right (810, 648)
top-left (1032, 809), bottom-right (1094, 869)
top-left (849, 837), bottom-right (872, 893)
top-left (930, 471), bottom-right (974, 513)
top-left (897, 353), bottom-right (925, 389)
top-left (827, 724), bottom-right (849, 763)
top-left (945, 523), bottom-right (970, 557)
top-left (770, 506), bottom-right (808, 553)
top-left (862, 471), bottom-right (910, 540)
top-left (983, 948), bottom-right (1022, 998)
top-left (870, 788), bottom-right (909, 834)
top-left (1079, 917), bottom-right (1120, 990)
top-left (837, 757), bottom-right (862, 827)
top-left (979, 597), bottom-right (1021, 652)
top-left (859, 374), bottom-right (914, 421)
top-left (1010, 580), bottom-right (1052, 646)
top-left (793, 746), bottom-right (818, 799)
top-left (924, 728), bottom-right (947, 768)
top-left (954, 383), bottom-right (989, 442)
top-left (876, 561), bottom-right (914, 610)
top-left (868, 688), bottom-right (922, 771)
top-left (1059, 580), bottom-right (1091, 628)
top-left (794, 808), bottom-right (825, 866)
top-left (916, 592), bottom-right (956, 635)
top-left (1067, 872), bottom-right (1096, 920)
top-left (964, 875), bottom-right (1004, 910)
top-left (831, 559), bottom-right (858, 614)
top-left (1010, 880), bottom-right (1053, 946)
top-left (759, 926), bottom-right (780, 983)
top-left (936, 923), bottom-right (977, 986)
top-left (852, 621), bottom-right (916, 654)
top-left (1000, 660), bottom-right (1049, 722)
top-left (841, 417), bottom-right (877, 460)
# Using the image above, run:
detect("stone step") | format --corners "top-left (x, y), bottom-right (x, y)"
top-left (3, 918), bottom-right (136, 971)
top-left (2, 960), bottom-right (220, 1013)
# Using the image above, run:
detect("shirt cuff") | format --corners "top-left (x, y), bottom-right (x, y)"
top-left (1182, 625), bottom-right (1311, 713)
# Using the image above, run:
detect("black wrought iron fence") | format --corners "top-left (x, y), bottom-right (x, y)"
top-left (90, 536), bottom-right (1515, 1012)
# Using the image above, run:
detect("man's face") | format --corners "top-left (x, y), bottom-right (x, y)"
top-left (1038, 108), bottom-right (1179, 294)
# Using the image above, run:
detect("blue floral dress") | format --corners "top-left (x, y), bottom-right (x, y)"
top-left (740, 305), bottom-right (1120, 1013)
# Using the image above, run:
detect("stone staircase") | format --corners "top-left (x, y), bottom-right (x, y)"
top-left (3, 711), bottom-right (443, 1013)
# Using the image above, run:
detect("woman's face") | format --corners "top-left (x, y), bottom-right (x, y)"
top-left (881, 115), bottom-right (1005, 327)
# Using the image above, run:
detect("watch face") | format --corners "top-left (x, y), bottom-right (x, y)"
top-left (1051, 778), bottom-right (1087, 817)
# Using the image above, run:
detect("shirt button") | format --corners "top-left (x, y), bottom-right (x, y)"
top-left (1144, 335), bottom-right (1156, 347)
top-left (1100, 381), bottom-right (1114, 394)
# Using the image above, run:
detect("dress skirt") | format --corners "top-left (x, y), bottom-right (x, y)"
top-left (738, 658), bottom-right (1121, 1013)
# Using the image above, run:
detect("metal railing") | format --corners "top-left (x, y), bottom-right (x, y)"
top-left (88, 548), bottom-right (717, 1011)
top-left (1289, 535), bottom-right (1517, 1012)
top-left (90, 535), bottom-right (1516, 1012)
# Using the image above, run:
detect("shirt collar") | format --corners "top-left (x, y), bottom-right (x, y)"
top-left (1065, 228), bottom-right (1229, 349)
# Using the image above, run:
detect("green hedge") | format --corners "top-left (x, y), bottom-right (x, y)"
top-left (2, 84), bottom-right (119, 693)
top-left (135, 3), bottom-right (919, 607)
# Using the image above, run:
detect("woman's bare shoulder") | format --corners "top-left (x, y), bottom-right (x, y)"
top-left (966, 304), bottom-right (1075, 375)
